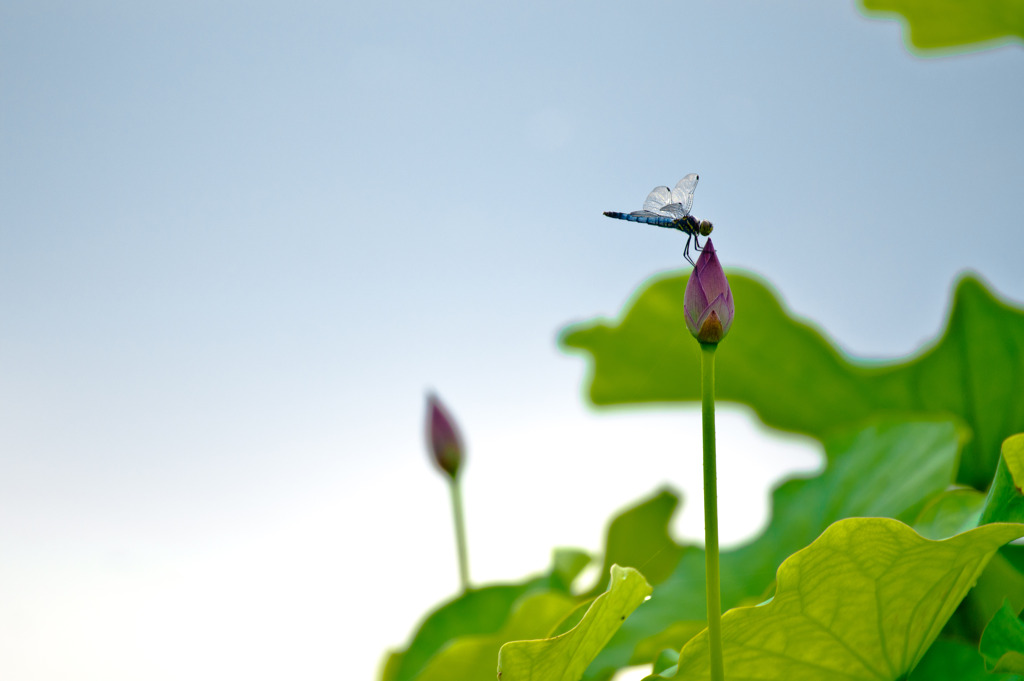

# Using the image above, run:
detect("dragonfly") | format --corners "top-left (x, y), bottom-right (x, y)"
top-left (603, 173), bottom-right (714, 266)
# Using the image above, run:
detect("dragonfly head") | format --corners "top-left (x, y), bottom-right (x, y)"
top-left (698, 219), bottom-right (714, 237)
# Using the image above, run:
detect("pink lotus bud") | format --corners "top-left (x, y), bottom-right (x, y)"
top-left (426, 392), bottom-right (464, 479)
top-left (683, 239), bottom-right (734, 344)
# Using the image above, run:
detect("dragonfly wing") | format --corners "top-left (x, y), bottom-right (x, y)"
top-left (641, 186), bottom-right (673, 213)
top-left (659, 203), bottom-right (687, 219)
top-left (670, 174), bottom-right (699, 216)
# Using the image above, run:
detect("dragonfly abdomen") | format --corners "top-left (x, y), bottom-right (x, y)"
top-left (604, 211), bottom-right (676, 227)
top-left (603, 211), bottom-right (697, 233)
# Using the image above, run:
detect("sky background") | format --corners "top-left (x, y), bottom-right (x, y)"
top-left (2, 1), bottom-right (1023, 680)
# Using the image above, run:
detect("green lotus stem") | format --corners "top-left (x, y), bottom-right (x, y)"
top-left (701, 342), bottom-right (725, 681)
top-left (450, 478), bottom-right (470, 592)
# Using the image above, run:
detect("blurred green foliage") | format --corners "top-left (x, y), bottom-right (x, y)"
top-left (580, 488), bottom-right (685, 600)
top-left (383, 272), bottom-right (1024, 681)
top-left (914, 488), bottom-right (986, 539)
top-left (561, 273), bottom-right (1024, 489)
top-left (910, 638), bottom-right (1022, 681)
top-left (981, 600), bottom-right (1024, 674)
top-left (380, 549), bottom-right (589, 681)
top-left (860, 0), bottom-right (1024, 52)
top-left (586, 419), bottom-right (960, 679)
top-left (982, 434), bottom-right (1024, 525)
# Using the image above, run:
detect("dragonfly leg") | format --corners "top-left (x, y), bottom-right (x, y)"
top-left (682, 234), bottom-right (695, 266)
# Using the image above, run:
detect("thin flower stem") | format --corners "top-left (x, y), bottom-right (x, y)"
top-left (701, 343), bottom-right (725, 681)
top-left (449, 478), bottom-right (470, 592)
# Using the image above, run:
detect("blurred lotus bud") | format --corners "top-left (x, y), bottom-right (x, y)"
top-left (426, 392), bottom-right (464, 479)
top-left (683, 239), bottom-right (734, 344)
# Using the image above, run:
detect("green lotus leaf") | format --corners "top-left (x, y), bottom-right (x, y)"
top-left (646, 518), bottom-right (1024, 681)
top-left (909, 636), bottom-right (1024, 680)
top-left (859, 0), bottom-right (1024, 52)
top-left (582, 487), bottom-right (685, 598)
top-left (909, 639), bottom-right (995, 681)
top-left (550, 548), bottom-right (593, 592)
top-left (584, 419), bottom-right (961, 679)
top-left (981, 600), bottom-right (1024, 674)
top-left (561, 272), bottom-right (1024, 488)
top-left (911, 637), bottom-right (1024, 680)
top-left (951, 550), bottom-right (1024, 644)
top-left (652, 649), bottom-right (679, 676)
top-left (497, 565), bottom-right (652, 681)
top-left (914, 488), bottom-right (986, 540)
top-left (415, 590), bottom-right (579, 681)
top-left (917, 435), bottom-right (1024, 640)
top-left (982, 434), bottom-right (1024, 525)
top-left (937, 434), bottom-right (1024, 640)
top-left (381, 487), bottom-right (689, 681)
top-left (382, 487), bottom-right (690, 681)
top-left (380, 549), bottom-right (588, 681)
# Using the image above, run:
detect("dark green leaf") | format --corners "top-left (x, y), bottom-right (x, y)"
top-left (910, 637), bottom-right (1024, 681)
top-left (981, 600), bottom-right (1024, 674)
top-left (910, 639), bottom-right (993, 681)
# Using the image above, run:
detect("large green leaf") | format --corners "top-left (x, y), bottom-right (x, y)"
top-left (561, 272), bottom-right (1024, 488)
top-left (981, 600), bottom-right (1024, 674)
top-left (860, 0), bottom-right (1024, 52)
top-left (380, 549), bottom-right (588, 681)
top-left (584, 419), bottom-right (961, 679)
top-left (646, 518), bottom-right (1024, 681)
top-left (497, 566), bottom-right (652, 681)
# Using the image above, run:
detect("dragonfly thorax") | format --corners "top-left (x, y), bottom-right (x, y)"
top-left (672, 215), bottom-right (713, 238)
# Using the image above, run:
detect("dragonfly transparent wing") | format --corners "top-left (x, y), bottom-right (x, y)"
top-left (632, 174), bottom-right (699, 219)
top-left (641, 186), bottom-right (674, 216)
top-left (669, 174), bottom-right (699, 216)
top-left (658, 202), bottom-right (688, 219)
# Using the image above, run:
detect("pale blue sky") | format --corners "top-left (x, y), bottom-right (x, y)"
top-left (1, 2), bottom-right (1022, 679)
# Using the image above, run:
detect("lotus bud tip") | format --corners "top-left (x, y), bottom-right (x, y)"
top-left (426, 392), bottom-right (464, 479)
